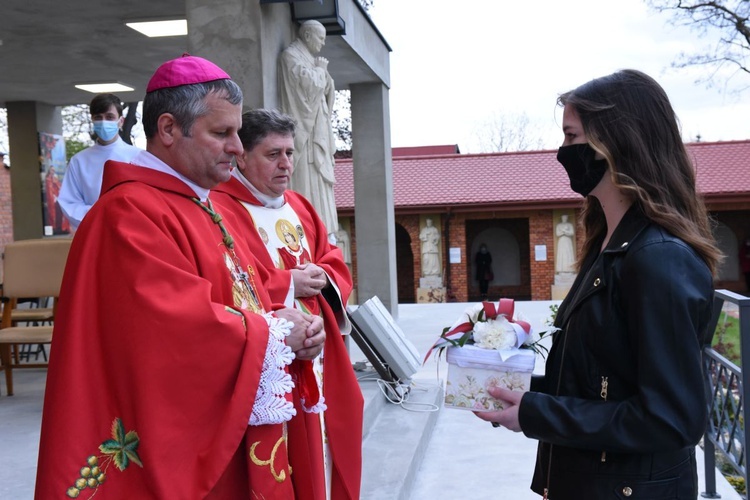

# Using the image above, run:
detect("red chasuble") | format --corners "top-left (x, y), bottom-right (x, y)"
top-left (213, 177), bottom-right (364, 500)
top-left (36, 162), bottom-right (295, 499)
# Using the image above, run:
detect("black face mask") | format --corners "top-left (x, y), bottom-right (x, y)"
top-left (556, 143), bottom-right (609, 197)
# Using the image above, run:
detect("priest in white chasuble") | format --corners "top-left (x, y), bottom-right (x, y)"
top-left (212, 109), bottom-right (363, 500)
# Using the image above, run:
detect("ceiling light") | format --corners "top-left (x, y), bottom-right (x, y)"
top-left (126, 19), bottom-right (188, 37)
top-left (75, 83), bottom-right (135, 94)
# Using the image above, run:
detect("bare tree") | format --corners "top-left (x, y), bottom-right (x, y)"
top-left (332, 90), bottom-right (352, 151)
top-left (647, 1), bottom-right (750, 90)
top-left (62, 104), bottom-right (92, 143)
top-left (473, 112), bottom-right (547, 153)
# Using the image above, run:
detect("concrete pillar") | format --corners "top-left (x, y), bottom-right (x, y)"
top-left (186, 0), bottom-right (294, 110)
top-left (350, 82), bottom-right (397, 315)
top-left (6, 101), bottom-right (62, 241)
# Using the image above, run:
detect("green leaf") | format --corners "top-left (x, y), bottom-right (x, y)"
top-left (98, 418), bottom-right (143, 471)
top-left (99, 439), bottom-right (122, 455)
top-left (112, 418), bottom-right (125, 444)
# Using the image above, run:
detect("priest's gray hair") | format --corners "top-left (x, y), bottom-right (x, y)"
top-left (142, 79), bottom-right (243, 139)
top-left (238, 109), bottom-right (296, 152)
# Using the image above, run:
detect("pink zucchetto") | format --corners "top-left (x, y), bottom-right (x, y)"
top-left (146, 53), bottom-right (231, 93)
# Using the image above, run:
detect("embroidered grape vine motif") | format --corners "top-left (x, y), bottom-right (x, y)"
top-left (66, 418), bottom-right (143, 498)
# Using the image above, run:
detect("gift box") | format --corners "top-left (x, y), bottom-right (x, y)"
top-left (444, 345), bottom-right (535, 411)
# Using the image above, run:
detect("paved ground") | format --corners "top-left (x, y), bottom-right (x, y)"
top-left (354, 301), bottom-right (742, 500)
top-left (0, 301), bottom-right (742, 499)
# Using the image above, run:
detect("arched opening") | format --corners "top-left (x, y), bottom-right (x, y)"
top-left (715, 222), bottom-right (739, 281)
top-left (466, 218), bottom-right (530, 301)
top-left (395, 223), bottom-right (415, 303)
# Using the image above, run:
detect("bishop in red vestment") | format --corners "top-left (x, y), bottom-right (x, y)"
top-left (212, 109), bottom-right (363, 500)
top-left (35, 55), bottom-right (324, 500)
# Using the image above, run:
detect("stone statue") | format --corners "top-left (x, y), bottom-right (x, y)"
top-left (278, 19), bottom-right (339, 241)
top-left (419, 218), bottom-right (441, 277)
top-left (336, 226), bottom-right (351, 266)
top-left (555, 214), bottom-right (576, 274)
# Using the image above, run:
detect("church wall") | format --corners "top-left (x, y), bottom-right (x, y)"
top-left (345, 204), bottom-right (750, 304)
top-left (529, 211), bottom-right (555, 300)
top-left (443, 212), bottom-right (468, 302)
top-left (354, 209), bottom-right (568, 302)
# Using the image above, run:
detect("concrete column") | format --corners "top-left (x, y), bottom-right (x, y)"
top-left (350, 82), bottom-right (397, 315)
top-left (6, 101), bottom-right (62, 241)
top-left (186, 0), bottom-right (294, 110)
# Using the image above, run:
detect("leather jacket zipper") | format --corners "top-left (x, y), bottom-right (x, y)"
top-left (546, 326), bottom-right (572, 498)
top-left (600, 376), bottom-right (608, 462)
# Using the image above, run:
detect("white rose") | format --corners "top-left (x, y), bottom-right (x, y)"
top-left (473, 317), bottom-right (517, 350)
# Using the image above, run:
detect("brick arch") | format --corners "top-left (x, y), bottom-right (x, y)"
top-left (465, 218), bottom-right (531, 301)
top-left (715, 221), bottom-right (739, 281)
top-left (395, 223), bottom-right (415, 303)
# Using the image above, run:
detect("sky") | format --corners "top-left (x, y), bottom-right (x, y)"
top-left (366, 0), bottom-right (750, 153)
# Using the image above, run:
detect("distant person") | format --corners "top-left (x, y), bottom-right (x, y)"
top-left (279, 19), bottom-right (339, 241)
top-left (0, 151), bottom-right (7, 169)
top-left (36, 54), bottom-right (324, 498)
top-left (58, 93), bottom-right (141, 231)
top-left (740, 238), bottom-right (750, 291)
top-left (474, 243), bottom-right (492, 300)
top-left (477, 69), bottom-right (721, 499)
top-left (212, 109), bottom-right (362, 499)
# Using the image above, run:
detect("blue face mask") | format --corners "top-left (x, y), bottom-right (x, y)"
top-left (92, 120), bottom-right (120, 142)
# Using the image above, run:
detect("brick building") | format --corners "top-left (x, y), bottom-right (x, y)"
top-left (334, 140), bottom-right (750, 302)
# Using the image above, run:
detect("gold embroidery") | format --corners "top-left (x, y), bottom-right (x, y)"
top-left (249, 435), bottom-right (290, 483)
top-left (192, 198), bottom-right (265, 315)
top-left (65, 418), bottom-right (143, 498)
top-left (275, 219), bottom-right (299, 250)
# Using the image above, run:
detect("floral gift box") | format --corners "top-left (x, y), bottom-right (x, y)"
top-left (444, 345), bottom-right (535, 411)
top-left (424, 298), bottom-right (549, 411)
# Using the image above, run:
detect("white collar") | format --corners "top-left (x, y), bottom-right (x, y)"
top-left (232, 169), bottom-right (285, 209)
top-left (132, 150), bottom-right (210, 201)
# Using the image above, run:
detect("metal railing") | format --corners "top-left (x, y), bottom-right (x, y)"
top-left (703, 289), bottom-right (750, 499)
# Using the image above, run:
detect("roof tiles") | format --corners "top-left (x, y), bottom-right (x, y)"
top-left (334, 140), bottom-right (750, 211)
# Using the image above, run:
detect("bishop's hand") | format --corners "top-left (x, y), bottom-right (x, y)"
top-left (274, 308), bottom-right (325, 360)
top-left (291, 263), bottom-right (328, 298)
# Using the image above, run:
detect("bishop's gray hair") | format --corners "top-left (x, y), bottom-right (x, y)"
top-left (142, 79), bottom-right (243, 138)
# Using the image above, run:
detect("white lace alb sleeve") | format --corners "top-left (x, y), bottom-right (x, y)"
top-left (249, 313), bottom-right (297, 426)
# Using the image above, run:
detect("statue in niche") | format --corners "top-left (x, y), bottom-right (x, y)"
top-left (336, 225), bottom-right (351, 266)
top-left (279, 19), bottom-right (339, 242)
top-left (555, 214), bottom-right (576, 274)
top-left (419, 218), bottom-right (441, 277)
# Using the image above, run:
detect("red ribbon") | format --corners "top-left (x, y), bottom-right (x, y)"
top-left (483, 298), bottom-right (531, 334)
top-left (422, 298), bottom-right (530, 364)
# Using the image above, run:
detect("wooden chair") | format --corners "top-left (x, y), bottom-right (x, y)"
top-left (0, 238), bottom-right (71, 395)
top-left (1, 273), bottom-right (55, 364)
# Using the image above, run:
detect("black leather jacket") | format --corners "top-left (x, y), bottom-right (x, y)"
top-left (519, 206), bottom-right (714, 499)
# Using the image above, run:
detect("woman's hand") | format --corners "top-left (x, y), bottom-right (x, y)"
top-left (473, 387), bottom-right (524, 432)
